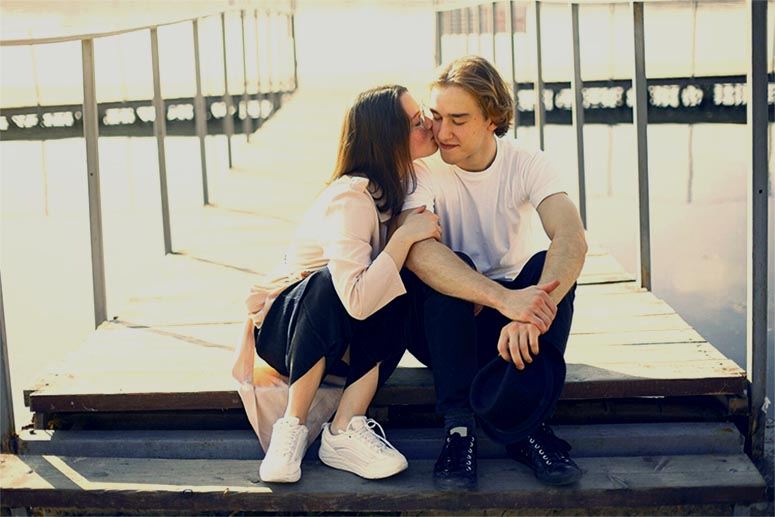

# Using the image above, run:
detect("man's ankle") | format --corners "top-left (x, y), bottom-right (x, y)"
top-left (444, 411), bottom-right (476, 436)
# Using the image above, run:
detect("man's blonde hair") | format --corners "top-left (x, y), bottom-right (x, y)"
top-left (432, 56), bottom-right (514, 137)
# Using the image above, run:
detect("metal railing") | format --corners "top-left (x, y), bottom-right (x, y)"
top-left (433, 0), bottom-right (769, 459)
top-left (0, 0), bottom-right (297, 453)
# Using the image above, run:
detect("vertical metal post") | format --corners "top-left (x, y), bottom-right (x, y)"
top-left (465, 7), bottom-right (472, 54)
top-left (240, 10), bottom-right (253, 142)
top-left (745, 0), bottom-right (768, 460)
top-left (192, 19), bottom-right (209, 206)
top-left (507, 0), bottom-right (518, 138)
top-left (254, 9), bottom-right (263, 127)
top-left (477, 4), bottom-right (484, 55)
top-left (533, 0), bottom-right (545, 150)
top-left (435, 10), bottom-right (443, 67)
top-left (491, 2), bottom-right (497, 63)
top-left (0, 272), bottom-right (16, 453)
top-left (290, 12), bottom-right (298, 90)
top-left (266, 11), bottom-right (275, 107)
top-left (570, 3), bottom-right (587, 229)
top-left (81, 39), bottom-right (108, 327)
top-left (221, 12), bottom-right (234, 168)
top-left (631, 2), bottom-right (651, 291)
top-left (150, 28), bottom-right (172, 255)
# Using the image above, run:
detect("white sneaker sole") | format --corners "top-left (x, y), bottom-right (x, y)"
top-left (318, 443), bottom-right (408, 480)
top-left (259, 463), bottom-right (301, 483)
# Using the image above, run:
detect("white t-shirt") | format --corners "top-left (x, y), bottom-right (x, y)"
top-left (403, 136), bottom-right (568, 281)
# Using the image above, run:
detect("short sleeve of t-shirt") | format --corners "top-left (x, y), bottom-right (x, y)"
top-left (519, 149), bottom-right (568, 209)
top-left (402, 159), bottom-right (436, 213)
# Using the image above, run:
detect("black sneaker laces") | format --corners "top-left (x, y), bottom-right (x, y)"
top-left (440, 433), bottom-right (476, 473)
top-left (526, 424), bottom-right (573, 467)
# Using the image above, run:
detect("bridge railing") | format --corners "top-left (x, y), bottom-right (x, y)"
top-left (0, 0), bottom-right (298, 453)
top-left (432, 0), bottom-right (769, 459)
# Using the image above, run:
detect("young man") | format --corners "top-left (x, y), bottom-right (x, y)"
top-left (402, 56), bottom-right (587, 488)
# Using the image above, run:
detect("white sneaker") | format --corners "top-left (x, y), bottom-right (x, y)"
top-left (259, 416), bottom-right (309, 483)
top-left (318, 416), bottom-right (408, 479)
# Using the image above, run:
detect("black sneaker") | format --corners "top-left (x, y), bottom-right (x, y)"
top-left (506, 423), bottom-right (582, 486)
top-left (433, 427), bottom-right (477, 490)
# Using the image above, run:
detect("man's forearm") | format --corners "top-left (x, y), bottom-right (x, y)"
top-left (405, 239), bottom-right (505, 308)
top-left (538, 230), bottom-right (588, 304)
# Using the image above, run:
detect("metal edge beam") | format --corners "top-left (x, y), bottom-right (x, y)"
top-left (631, 1), bottom-right (652, 291)
top-left (81, 39), bottom-right (108, 327)
top-left (570, 2), bottom-right (587, 229)
top-left (150, 27), bottom-right (172, 255)
top-left (745, 0), bottom-right (768, 460)
top-left (192, 18), bottom-right (209, 206)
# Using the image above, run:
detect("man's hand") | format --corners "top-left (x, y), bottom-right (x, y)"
top-left (496, 281), bottom-right (560, 333)
top-left (498, 321), bottom-right (541, 370)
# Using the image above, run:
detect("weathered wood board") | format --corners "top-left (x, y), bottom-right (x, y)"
top-left (0, 453), bottom-right (766, 512)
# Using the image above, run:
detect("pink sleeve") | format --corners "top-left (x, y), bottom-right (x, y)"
top-left (322, 189), bottom-right (407, 320)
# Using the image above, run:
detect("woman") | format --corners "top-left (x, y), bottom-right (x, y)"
top-left (244, 85), bottom-right (438, 483)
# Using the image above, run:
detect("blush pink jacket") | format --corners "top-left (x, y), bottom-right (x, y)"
top-left (231, 175), bottom-right (406, 452)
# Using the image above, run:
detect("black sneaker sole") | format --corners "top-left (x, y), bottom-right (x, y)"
top-left (512, 456), bottom-right (583, 486)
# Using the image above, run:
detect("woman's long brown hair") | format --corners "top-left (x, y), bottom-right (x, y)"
top-left (330, 85), bottom-right (415, 218)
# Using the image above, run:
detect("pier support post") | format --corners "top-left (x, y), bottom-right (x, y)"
top-left (491, 2), bottom-right (497, 63)
top-left (570, 3), bottom-right (587, 229)
top-left (240, 10), bottom-right (253, 142)
top-left (745, 0), bottom-right (768, 461)
top-left (192, 18), bottom-right (209, 206)
top-left (0, 273), bottom-right (16, 453)
top-left (532, 0), bottom-right (545, 150)
top-left (81, 38), bottom-right (108, 326)
top-left (631, 1), bottom-right (652, 291)
top-left (221, 12), bottom-right (234, 169)
top-left (290, 12), bottom-right (298, 91)
top-left (435, 10), bottom-right (443, 67)
top-left (150, 27), bottom-right (172, 255)
top-left (507, 1), bottom-right (518, 138)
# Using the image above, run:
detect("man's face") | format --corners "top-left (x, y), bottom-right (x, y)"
top-left (429, 85), bottom-right (497, 171)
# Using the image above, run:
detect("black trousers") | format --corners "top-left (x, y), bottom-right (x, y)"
top-left (405, 251), bottom-right (576, 422)
top-left (255, 267), bottom-right (407, 390)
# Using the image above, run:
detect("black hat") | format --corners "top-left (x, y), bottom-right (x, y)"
top-left (469, 343), bottom-right (566, 444)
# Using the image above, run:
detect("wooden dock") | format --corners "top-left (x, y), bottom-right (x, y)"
top-left (2, 89), bottom-right (767, 514)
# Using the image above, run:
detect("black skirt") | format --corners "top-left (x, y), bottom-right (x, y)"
top-left (254, 266), bottom-right (408, 389)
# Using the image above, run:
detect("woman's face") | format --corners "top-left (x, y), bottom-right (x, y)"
top-left (401, 92), bottom-right (438, 160)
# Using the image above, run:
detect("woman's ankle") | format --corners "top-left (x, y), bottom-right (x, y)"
top-left (330, 414), bottom-right (359, 434)
top-left (283, 411), bottom-right (307, 426)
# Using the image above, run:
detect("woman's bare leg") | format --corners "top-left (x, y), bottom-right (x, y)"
top-left (330, 363), bottom-right (380, 433)
top-left (284, 357), bottom-right (326, 424)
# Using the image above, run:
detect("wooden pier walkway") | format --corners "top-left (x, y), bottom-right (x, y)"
top-left (2, 88), bottom-right (767, 514)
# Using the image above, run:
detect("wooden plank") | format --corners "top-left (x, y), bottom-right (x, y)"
top-left (27, 351), bottom-right (745, 413)
top-left (27, 337), bottom-right (745, 412)
top-left (0, 454), bottom-right (765, 512)
top-left (16, 422), bottom-right (744, 460)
